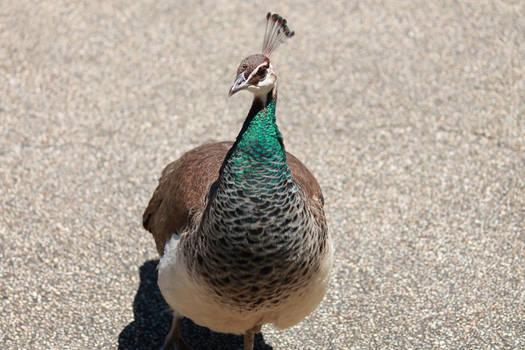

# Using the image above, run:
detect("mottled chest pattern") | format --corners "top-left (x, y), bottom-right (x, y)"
top-left (183, 99), bottom-right (327, 310)
top-left (189, 183), bottom-right (325, 311)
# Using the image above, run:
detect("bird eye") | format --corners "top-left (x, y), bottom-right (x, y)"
top-left (256, 68), bottom-right (267, 77)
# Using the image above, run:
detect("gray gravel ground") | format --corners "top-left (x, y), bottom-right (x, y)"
top-left (1, 0), bottom-right (524, 349)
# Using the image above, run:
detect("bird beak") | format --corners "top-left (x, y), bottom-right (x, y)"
top-left (229, 72), bottom-right (248, 97)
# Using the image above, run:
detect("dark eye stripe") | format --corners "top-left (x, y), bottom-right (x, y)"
top-left (256, 68), bottom-right (267, 77)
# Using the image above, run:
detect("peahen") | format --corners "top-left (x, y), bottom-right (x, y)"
top-left (142, 13), bottom-right (333, 350)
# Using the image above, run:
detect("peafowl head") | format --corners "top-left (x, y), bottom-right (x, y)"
top-left (229, 13), bottom-right (294, 98)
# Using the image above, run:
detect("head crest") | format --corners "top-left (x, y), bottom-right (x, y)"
top-left (262, 13), bottom-right (294, 57)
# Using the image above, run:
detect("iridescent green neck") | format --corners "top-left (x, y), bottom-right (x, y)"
top-left (217, 91), bottom-right (290, 191)
top-left (235, 94), bottom-right (284, 157)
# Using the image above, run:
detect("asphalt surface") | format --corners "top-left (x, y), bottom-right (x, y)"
top-left (1, 1), bottom-right (524, 349)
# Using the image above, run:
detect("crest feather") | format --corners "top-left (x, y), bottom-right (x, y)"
top-left (262, 12), bottom-right (294, 57)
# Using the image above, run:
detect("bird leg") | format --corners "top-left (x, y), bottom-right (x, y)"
top-left (243, 325), bottom-right (262, 350)
top-left (161, 310), bottom-right (188, 350)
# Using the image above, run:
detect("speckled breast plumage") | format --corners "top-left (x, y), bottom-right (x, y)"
top-left (182, 99), bottom-right (328, 311)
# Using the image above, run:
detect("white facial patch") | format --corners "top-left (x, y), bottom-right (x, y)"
top-left (246, 63), bottom-right (275, 97)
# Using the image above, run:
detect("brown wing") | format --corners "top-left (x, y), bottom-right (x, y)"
top-left (142, 141), bottom-right (324, 256)
top-left (142, 142), bottom-right (231, 255)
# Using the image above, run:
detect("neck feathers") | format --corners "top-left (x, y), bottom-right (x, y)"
top-left (237, 88), bottom-right (279, 147)
top-left (219, 89), bottom-right (285, 175)
top-left (230, 90), bottom-right (285, 165)
top-left (208, 89), bottom-right (289, 204)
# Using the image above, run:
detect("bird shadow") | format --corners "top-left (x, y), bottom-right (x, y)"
top-left (118, 260), bottom-right (273, 350)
